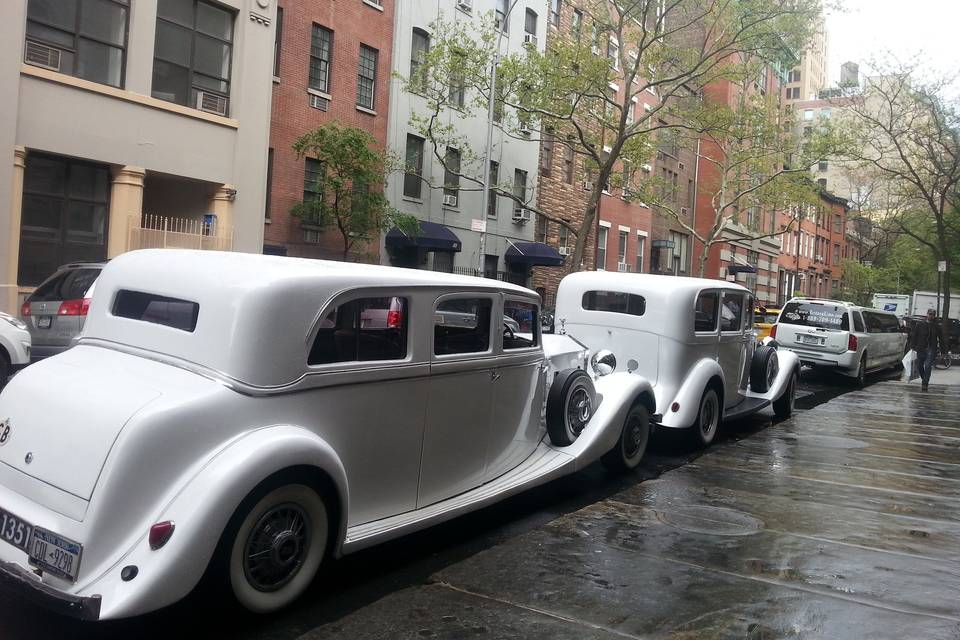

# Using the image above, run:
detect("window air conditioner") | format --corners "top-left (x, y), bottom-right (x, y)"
top-left (558, 246), bottom-right (571, 255)
top-left (617, 262), bottom-right (630, 272)
top-left (196, 91), bottom-right (228, 116)
top-left (457, 0), bottom-right (472, 11)
top-left (442, 194), bottom-right (459, 207)
top-left (309, 93), bottom-right (330, 111)
top-left (523, 33), bottom-right (538, 46)
top-left (513, 208), bottom-right (532, 223)
top-left (582, 180), bottom-right (594, 191)
top-left (24, 41), bottom-right (61, 72)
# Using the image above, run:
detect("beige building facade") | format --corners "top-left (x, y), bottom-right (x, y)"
top-left (782, 17), bottom-right (827, 105)
top-left (0, 0), bottom-right (276, 313)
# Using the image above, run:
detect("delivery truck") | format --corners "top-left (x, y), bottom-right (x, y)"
top-left (871, 293), bottom-right (911, 316)
top-left (912, 290), bottom-right (960, 320)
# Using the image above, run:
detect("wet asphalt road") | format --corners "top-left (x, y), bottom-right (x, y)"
top-left (0, 367), bottom-right (905, 639)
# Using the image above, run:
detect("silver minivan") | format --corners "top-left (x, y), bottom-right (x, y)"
top-left (20, 263), bottom-right (104, 360)
top-left (772, 298), bottom-right (906, 386)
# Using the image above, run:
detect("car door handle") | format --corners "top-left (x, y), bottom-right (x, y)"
top-left (490, 371), bottom-right (502, 382)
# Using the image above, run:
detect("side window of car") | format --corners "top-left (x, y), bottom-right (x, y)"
top-left (434, 298), bottom-right (492, 356)
top-left (721, 292), bottom-right (745, 332)
top-left (853, 311), bottom-right (865, 333)
top-left (882, 314), bottom-right (899, 333)
top-left (308, 296), bottom-right (408, 365)
top-left (503, 300), bottom-right (539, 350)
top-left (694, 291), bottom-right (719, 332)
top-left (862, 311), bottom-right (882, 334)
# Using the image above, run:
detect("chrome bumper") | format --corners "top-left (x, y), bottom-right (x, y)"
top-left (0, 560), bottom-right (100, 620)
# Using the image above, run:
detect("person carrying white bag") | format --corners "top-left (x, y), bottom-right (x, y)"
top-left (902, 349), bottom-right (919, 382)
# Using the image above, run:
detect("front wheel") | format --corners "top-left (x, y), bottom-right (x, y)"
top-left (601, 404), bottom-right (650, 472)
top-left (226, 483), bottom-right (328, 614)
top-left (773, 371), bottom-right (797, 419)
top-left (691, 388), bottom-right (721, 448)
top-left (0, 353), bottom-right (9, 390)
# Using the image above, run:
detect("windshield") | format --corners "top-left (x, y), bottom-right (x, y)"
top-left (757, 312), bottom-right (780, 324)
top-left (780, 302), bottom-right (849, 331)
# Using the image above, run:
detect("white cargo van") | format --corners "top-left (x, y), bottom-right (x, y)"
top-left (871, 293), bottom-right (911, 317)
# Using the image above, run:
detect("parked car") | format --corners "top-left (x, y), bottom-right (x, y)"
top-left (20, 263), bottom-right (104, 360)
top-left (0, 250), bottom-right (658, 620)
top-left (771, 298), bottom-right (906, 386)
top-left (754, 306), bottom-right (781, 341)
top-left (554, 273), bottom-right (799, 448)
top-left (0, 312), bottom-right (31, 385)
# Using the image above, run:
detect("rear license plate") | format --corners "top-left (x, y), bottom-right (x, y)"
top-left (37, 316), bottom-right (52, 329)
top-left (28, 528), bottom-right (82, 582)
top-left (797, 334), bottom-right (824, 346)
top-left (0, 508), bottom-right (34, 552)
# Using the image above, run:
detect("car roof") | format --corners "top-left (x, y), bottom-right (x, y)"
top-left (562, 271), bottom-right (752, 295)
top-left (784, 297), bottom-right (899, 315)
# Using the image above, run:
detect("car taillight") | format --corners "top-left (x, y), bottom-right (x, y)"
top-left (848, 334), bottom-right (858, 351)
top-left (770, 324), bottom-right (777, 339)
top-left (149, 521), bottom-right (175, 550)
top-left (387, 309), bottom-right (402, 329)
top-left (20, 302), bottom-right (30, 317)
top-left (58, 299), bottom-right (90, 316)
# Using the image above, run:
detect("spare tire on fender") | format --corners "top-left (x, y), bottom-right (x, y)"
top-left (546, 369), bottom-right (596, 446)
top-left (750, 345), bottom-right (779, 393)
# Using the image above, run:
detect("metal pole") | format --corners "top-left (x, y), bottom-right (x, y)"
top-left (479, 0), bottom-right (520, 277)
top-left (937, 271), bottom-right (942, 318)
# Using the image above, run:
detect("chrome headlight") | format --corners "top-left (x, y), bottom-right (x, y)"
top-left (590, 349), bottom-right (617, 376)
top-left (0, 315), bottom-right (26, 331)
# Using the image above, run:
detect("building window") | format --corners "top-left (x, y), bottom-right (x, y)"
top-left (818, 160), bottom-right (828, 172)
top-left (617, 230), bottom-right (628, 266)
top-left (535, 214), bottom-right (548, 243)
top-left (786, 87), bottom-right (800, 99)
top-left (513, 169), bottom-right (528, 206)
top-left (410, 28), bottom-right (429, 90)
top-left (817, 177), bottom-right (827, 188)
top-left (357, 45), bottom-right (377, 110)
top-left (541, 132), bottom-right (555, 178)
top-left (789, 69), bottom-right (800, 83)
top-left (25, 0), bottom-right (130, 88)
top-left (19, 153), bottom-right (109, 286)
top-left (403, 134), bottom-right (424, 199)
top-left (302, 157), bottom-right (324, 225)
top-left (563, 145), bottom-right (575, 184)
top-left (449, 51), bottom-right (466, 107)
top-left (443, 147), bottom-right (460, 203)
top-left (264, 148), bottom-right (274, 221)
top-left (488, 161), bottom-right (499, 218)
top-left (669, 231), bottom-right (688, 274)
top-left (273, 7), bottom-right (282, 77)
top-left (833, 214), bottom-right (842, 233)
top-left (524, 9), bottom-right (537, 36)
top-left (833, 242), bottom-right (840, 264)
top-left (153, 0), bottom-right (234, 113)
top-left (571, 9), bottom-right (583, 37)
top-left (803, 109), bottom-right (814, 121)
top-left (597, 227), bottom-right (608, 270)
top-left (635, 234), bottom-right (645, 272)
top-left (308, 24), bottom-right (333, 93)
top-left (559, 223), bottom-right (570, 252)
top-left (495, 0), bottom-right (509, 32)
top-left (607, 38), bottom-right (619, 69)
top-left (550, 0), bottom-right (562, 28)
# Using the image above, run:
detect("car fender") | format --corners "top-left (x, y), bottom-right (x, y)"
top-left (657, 358), bottom-right (724, 429)
top-left (555, 372), bottom-right (656, 470)
top-left (746, 348), bottom-right (800, 402)
top-left (81, 425), bottom-right (348, 620)
top-left (0, 325), bottom-right (30, 365)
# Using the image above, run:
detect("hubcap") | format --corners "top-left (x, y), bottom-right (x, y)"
top-left (567, 387), bottom-right (592, 436)
top-left (701, 394), bottom-right (717, 438)
top-left (623, 415), bottom-right (645, 458)
top-left (243, 503), bottom-right (310, 592)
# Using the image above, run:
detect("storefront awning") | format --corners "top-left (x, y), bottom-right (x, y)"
top-left (385, 221), bottom-right (461, 252)
top-left (727, 264), bottom-right (757, 276)
top-left (504, 242), bottom-right (565, 267)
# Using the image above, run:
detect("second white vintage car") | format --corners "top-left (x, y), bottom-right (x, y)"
top-left (554, 272), bottom-right (800, 447)
top-left (0, 250), bottom-right (657, 620)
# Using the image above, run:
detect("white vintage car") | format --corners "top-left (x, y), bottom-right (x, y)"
top-left (554, 272), bottom-right (800, 446)
top-left (0, 250), bottom-right (656, 620)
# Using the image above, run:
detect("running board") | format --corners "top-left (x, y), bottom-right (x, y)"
top-left (723, 396), bottom-right (771, 422)
top-left (342, 443), bottom-right (574, 553)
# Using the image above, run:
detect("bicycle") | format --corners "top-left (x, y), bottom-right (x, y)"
top-left (935, 351), bottom-right (953, 370)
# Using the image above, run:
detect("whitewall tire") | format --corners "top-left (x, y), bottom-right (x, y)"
top-left (693, 388), bottom-right (721, 447)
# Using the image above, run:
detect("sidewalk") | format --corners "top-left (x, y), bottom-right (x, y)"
top-left (305, 379), bottom-right (960, 640)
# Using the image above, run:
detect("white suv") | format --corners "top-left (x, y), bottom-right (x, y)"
top-left (772, 298), bottom-right (906, 386)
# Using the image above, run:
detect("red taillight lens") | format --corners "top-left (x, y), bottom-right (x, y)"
top-left (58, 299), bottom-right (90, 316)
top-left (20, 302), bottom-right (30, 317)
top-left (848, 334), bottom-right (858, 351)
top-left (770, 324), bottom-right (777, 339)
top-left (149, 521), bottom-right (175, 550)
top-left (386, 309), bottom-right (402, 329)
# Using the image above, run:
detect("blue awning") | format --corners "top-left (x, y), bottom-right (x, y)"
top-left (504, 242), bottom-right (565, 267)
top-left (727, 264), bottom-right (757, 275)
top-left (385, 221), bottom-right (461, 252)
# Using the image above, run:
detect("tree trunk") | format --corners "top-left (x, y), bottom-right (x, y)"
top-left (342, 231), bottom-right (351, 262)
top-left (697, 243), bottom-right (710, 278)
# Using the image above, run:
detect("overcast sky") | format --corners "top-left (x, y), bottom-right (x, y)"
top-left (825, 0), bottom-right (960, 85)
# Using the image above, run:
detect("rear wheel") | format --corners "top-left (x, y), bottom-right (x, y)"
top-left (222, 483), bottom-right (329, 614)
top-left (691, 388), bottom-right (721, 448)
top-left (854, 354), bottom-right (867, 388)
top-left (601, 404), bottom-right (650, 472)
top-left (773, 371), bottom-right (797, 419)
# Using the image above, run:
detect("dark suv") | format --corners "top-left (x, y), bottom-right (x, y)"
top-left (20, 263), bottom-right (104, 360)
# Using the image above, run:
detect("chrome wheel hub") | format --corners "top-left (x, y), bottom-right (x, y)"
top-left (567, 387), bottom-right (592, 436)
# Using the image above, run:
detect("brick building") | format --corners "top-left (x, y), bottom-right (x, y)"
top-left (775, 190), bottom-right (850, 304)
top-left (263, 0), bottom-right (394, 261)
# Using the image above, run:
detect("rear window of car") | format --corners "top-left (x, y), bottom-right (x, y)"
top-left (780, 302), bottom-right (849, 331)
top-left (112, 290), bottom-right (200, 332)
top-left (309, 296), bottom-right (409, 365)
top-left (582, 291), bottom-right (646, 316)
top-left (29, 267), bottom-right (100, 301)
top-left (757, 312), bottom-right (780, 324)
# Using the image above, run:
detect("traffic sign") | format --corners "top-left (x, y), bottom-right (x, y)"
top-left (939, 261), bottom-right (947, 272)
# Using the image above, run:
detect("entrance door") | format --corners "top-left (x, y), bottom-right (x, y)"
top-left (718, 291), bottom-right (748, 408)
top-left (419, 295), bottom-right (497, 507)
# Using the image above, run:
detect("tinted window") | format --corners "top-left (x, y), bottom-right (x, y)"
top-left (309, 297), bottom-right (408, 365)
top-left (853, 311), bottom-right (865, 333)
top-left (113, 290), bottom-right (199, 332)
top-left (30, 267), bottom-right (100, 301)
top-left (582, 291), bottom-right (646, 316)
top-left (758, 312), bottom-right (779, 324)
top-left (503, 300), bottom-right (539, 350)
top-left (862, 311), bottom-right (890, 334)
top-left (780, 302), bottom-right (849, 331)
top-left (694, 291), bottom-right (719, 332)
top-left (721, 292), bottom-right (745, 332)
top-left (435, 298), bottom-right (492, 355)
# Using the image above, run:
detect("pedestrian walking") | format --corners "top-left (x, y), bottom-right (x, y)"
top-left (910, 308), bottom-right (947, 391)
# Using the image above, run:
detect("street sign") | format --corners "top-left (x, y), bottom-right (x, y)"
top-left (471, 219), bottom-right (487, 233)
top-left (939, 261), bottom-right (947, 272)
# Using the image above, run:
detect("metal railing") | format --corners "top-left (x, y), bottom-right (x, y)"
top-left (128, 214), bottom-right (234, 251)
top-left (447, 265), bottom-right (528, 286)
